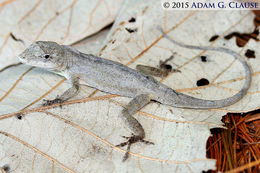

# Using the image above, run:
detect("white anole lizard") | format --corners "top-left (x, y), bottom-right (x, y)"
top-left (18, 28), bottom-right (251, 161)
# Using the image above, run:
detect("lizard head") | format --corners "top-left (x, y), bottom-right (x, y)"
top-left (18, 41), bottom-right (65, 70)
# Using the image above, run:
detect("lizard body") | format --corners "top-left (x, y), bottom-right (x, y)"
top-left (18, 30), bottom-right (251, 161)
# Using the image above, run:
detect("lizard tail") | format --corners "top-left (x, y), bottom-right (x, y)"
top-left (158, 27), bottom-right (251, 109)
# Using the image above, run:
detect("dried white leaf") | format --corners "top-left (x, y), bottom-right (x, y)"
top-left (0, 0), bottom-right (259, 172)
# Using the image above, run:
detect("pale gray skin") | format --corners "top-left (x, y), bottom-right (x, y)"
top-left (18, 30), bottom-right (251, 161)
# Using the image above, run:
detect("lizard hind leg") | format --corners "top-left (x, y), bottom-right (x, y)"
top-left (116, 94), bottom-right (154, 161)
top-left (136, 65), bottom-right (165, 77)
top-left (136, 61), bottom-right (180, 78)
top-left (136, 53), bottom-right (180, 78)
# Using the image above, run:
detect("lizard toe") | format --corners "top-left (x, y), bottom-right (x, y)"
top-left (116, 135), bottom-right (154, 162)
top-left (42, 98), bottom-right (64, 107)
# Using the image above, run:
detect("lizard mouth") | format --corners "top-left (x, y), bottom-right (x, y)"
top-left (17, 55), bottom-right (26, 63)
top-left (18, 56), bottom-right (30, 66)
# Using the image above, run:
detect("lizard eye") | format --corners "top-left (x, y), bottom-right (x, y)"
top-left (44, 54), bottom-right (50, 59)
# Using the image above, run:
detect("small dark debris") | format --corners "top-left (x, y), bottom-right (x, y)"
top-left (128, 17), bottom-right (136, 23)
top-left (160, 64), bottom-right (172, 71)
top-left (10, 33), bottom-right (24, 44)
top-left (16, 114), bottom-right (23, 120)
top-left (159, 55), bottom-right (181, 75)
top-left (245, 49), bottom-right (256, 58)
top-left (200, 56), bottom-right (207, 62)
top-left (163, 64), bottom-right (172, 70)
top-left (56, 11), bottom-right (59, 15)
top-left (223, 10), bottom-right (259, 48)
top-left (196, 78), bottom-right (209, 86)
top-left (159, 56), bottom-right (173, 76)
top-left (125, 27), bottom-right (137, 33)
top-left (224, 32), bottom-right (237, 40)
top-left (209, 35), bottom-right (219, 42)
top-left (2, 164), bottom-right (10, 172)
top-left (159, 55), bottom-right (174, 68)
top-left (253, 11), bottom-right (260, 28)
top-left (202, 170), bottom-right (214, 173)
top-left (224, 29), bottom-right (259, 47)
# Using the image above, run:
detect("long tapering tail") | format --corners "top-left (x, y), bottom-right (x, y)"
top-left (158, 27), bottom-right (251, 109)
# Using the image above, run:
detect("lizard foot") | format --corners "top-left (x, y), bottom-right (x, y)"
top-left (116, 134), bottom-right (154, 162)
top-left (43, 98), bottom-right (63, 107)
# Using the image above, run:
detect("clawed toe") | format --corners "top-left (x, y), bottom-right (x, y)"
top-left (116, 135), bottom-right (154, 162)
top-left (42, 98), bottom-right (63, 107)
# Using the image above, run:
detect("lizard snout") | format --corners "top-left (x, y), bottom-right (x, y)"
top-left (17, 53), bottom-right (27, 63)
top-left (19, 55), bottom-right (24, 59)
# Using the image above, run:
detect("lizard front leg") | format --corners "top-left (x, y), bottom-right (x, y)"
top-left (116, 94), bottom-right (154, 161)
top-left (43, 76), bottom-right (80, 106)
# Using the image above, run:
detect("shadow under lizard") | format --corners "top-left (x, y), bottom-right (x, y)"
top-left (18, 28), bottom-right (251, 161)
